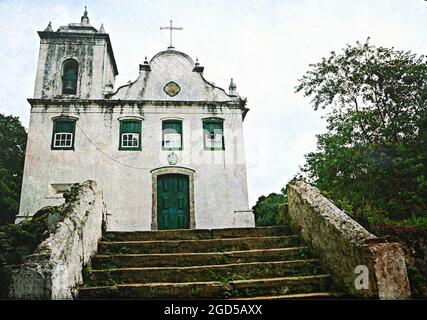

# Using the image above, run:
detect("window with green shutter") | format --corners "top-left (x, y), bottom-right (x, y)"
top-left (203, 119), bottom-right (224, 150)
top-left (51, 118), bottom-right (76, 150)
top-left (162, 120), bottom-right (183, 150)
top-left (120, 120), bottom-right (142, 150)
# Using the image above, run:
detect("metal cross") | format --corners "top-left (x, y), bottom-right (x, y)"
top-left (160, 20), bottom-right (183, 49)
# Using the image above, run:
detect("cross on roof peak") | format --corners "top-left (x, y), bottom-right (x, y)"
top-left (160, 20), bottom-right (183, 49)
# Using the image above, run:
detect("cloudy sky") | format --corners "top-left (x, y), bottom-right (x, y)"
top-left (1, 0), bottom-right (427, 206)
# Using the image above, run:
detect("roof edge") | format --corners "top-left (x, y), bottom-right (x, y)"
top-left (149, 49), bottom-right (194, 65)
top-left (27, 98), bottom-right (243, 107)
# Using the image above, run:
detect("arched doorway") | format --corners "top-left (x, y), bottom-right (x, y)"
top-left (151, 167), bottom-right (195, 230)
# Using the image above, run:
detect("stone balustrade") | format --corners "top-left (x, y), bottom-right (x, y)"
top-left (284, 180), bottom-right (411, 299)
top-left (8, 180), bottom-right (106, 299)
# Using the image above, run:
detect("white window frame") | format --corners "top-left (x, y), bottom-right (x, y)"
top-left (53, 132), bottom-right (73, 148)
top-left (205, 131), bottom-right (223, 149)
top-left (163, 132), bottom-right (182, 149)
top-left (121, 133), bottom-right (139, 148)
top-left (206, 133), bottom-right (223, 149)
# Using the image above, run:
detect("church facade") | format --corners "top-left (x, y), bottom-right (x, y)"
top-left (18, 10), bottom-right (254, 231)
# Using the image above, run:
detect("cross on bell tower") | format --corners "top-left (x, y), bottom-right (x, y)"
top-left (160, 20), bottom-right (183, 49)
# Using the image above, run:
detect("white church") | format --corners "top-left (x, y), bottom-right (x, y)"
top-left (18, 9), bottom-right (254, 231)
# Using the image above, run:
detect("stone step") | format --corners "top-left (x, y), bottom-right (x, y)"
top-left (98, 235), bottom-right (301, 255)
top-left (104, 226), bottom-right (292, 241)
top-left (86, 259), bottom-right (321, 285)
top-left (92, 247), bottom-right (309, 269)
top-left (79, 274), bottom-right (331, 299)
top-left (229, 292), bottom-right (335, 300)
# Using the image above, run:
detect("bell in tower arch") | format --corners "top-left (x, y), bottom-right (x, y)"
top-left (62, 59), bottom-right (79, 95)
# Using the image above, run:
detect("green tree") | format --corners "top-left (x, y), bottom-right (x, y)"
top-left (296, 39), bottom-right (427, 224)
top-left (0, 114), bottom-right (27, 225)
top-left (252, 188), bottom-right (287, 226)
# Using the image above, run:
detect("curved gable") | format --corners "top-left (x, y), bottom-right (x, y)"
top-left (111, 50), bottom-right (237, 102)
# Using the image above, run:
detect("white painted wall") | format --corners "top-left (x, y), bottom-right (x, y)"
top-left (18, 104), bottom-right (253, 230)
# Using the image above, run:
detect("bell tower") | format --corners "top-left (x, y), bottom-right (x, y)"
top-left (33, 8), bottom-right (118, 99)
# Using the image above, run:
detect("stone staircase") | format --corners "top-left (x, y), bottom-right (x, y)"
top-left (78, 226), bottom-right (338, 299)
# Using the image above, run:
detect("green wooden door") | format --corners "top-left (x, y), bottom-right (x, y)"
top-left (157, 174), bottom-right (190, 230)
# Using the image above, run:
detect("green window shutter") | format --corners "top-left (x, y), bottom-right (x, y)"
top-left (121, 121), bottom-right (141, 134)
top-left (163, 121), bottom-right (182, 134)
top-left (162, 120), bottom-right (183, 150)
top-left (51, 119), bottom-right (76, 150)
top-left (203, 120), bottom-right (224, 150)
top-left (54, 120), bottom-right (74, 133)
top-left (203, 122), bottom-right (221, 134)
top-left (119, 120), bottom-right (142, 150)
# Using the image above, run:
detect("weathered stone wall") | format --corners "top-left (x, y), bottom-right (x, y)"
top-left (8, 180), bottom-right (106, 299)
top-left (34, 34), bottom-right (116, 100)
top-left (364, 222), bottom-right (427, 298)
top-left (285, 180), bottom-right (411, 299)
